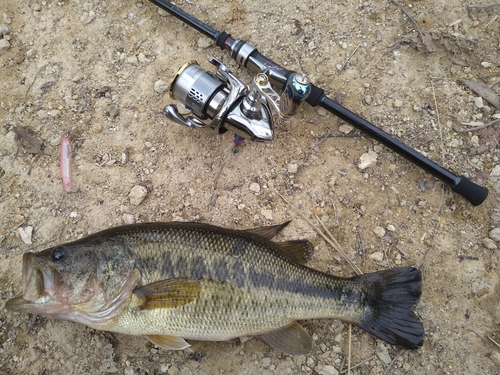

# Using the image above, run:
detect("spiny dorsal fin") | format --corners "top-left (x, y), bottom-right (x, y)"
top-left (257, 321), bottom-right (312, 355)
top-left (133, 278), bottom-right (201, 310)
top-left (275, 240), bottom-right (313, 265)
top-left (145, 335), bottom-right (190, 350)
top-left (244, 221), bottom-right (291, 240)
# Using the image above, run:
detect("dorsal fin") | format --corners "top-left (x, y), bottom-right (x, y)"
top-left (133, 278), bottom-right (201, 310)
top-left (244, 221), bottom-right (291, 240)
top-left (257, 321), bottom-right (313, 355)
top-left (275, 240), bottom-right (313, 265)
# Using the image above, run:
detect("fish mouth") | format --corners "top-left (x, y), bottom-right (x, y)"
top-left (5, 252), bottom-right (61, 314)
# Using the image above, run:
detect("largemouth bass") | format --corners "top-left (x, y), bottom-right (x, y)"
top-left (5, 221), bottom-right (424, 354)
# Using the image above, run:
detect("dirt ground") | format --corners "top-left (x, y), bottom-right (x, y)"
top-left (1, 1), bottom-right (499, 374)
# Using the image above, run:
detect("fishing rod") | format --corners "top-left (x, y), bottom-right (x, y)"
top-left (147, 0), bottom-right (488, 206)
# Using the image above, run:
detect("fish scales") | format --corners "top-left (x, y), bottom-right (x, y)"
top-left (111, 223), bottom-right (364, 340)
top-left (6, 221), bottom-right (424, 354)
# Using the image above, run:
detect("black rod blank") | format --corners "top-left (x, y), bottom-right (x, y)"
top-left (146, 0), bottom-right (488, 206)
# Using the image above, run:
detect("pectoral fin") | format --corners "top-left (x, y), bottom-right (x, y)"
top-left (146, 335), bottom-right (190, 350)
top-left (257, 321), bottom-right (312, 355)
top-left (133, 278), bottom-right (201, 310)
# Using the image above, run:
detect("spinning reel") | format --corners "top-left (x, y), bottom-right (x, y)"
top-left (163, 57), bottom-right (311, 144)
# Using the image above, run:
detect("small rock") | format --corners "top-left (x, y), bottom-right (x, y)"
top-left (0, 39), bottom-right (11, 56)
top-left (369, 252), bottom-right (384, 262)
top-left (358, 151), bottom-right (378, 170)
top-left (481, 61), bottom-right (492, 68)
top-left (124, 368), bottom-right (135, 375)
top-left (157, 8), bottom-right (170, 17)
top-left (338, 124), bottom-right (353, 134)
top-left (314, 365), bottom-right (338, 375)
top-left (129, 185), bottom-right (148, 205)
top-left (249, 182), bottom-right (260, 193)
top-left (0, 24), bottom-right (9, 37)
top-left (317, 107), bottom-right (328, 116)
top-left (167, 365), bottom-right (180, 375)
top-left (261, 357), bottom-right (272, 368)
top-left (261, 209), bottom-right (273, 220)
top-left (287, 163), bottom-right (298, 174)
top-left (197, 37), bottom-right (214, 49)
top-left (154, 79), bottom-right (169, 94)
top-left (481, 236), bottom-right (494, 250)
top-left (489, 227), bottom-right (500, 242)
top-left (394, 99), bottom-right (403, 108)
top-left (122, 213), bottom-right (136, 225)
top-left (33, 3), bottom-right (42, 11)
top-left (109, 104), bottom-right (119, 118)
top-left (474, 97), bottom-right (484, 109)
top-left (373, 226), bottom-right (386, 238)
top-left (376, 343), bottom-right (392, 365)
top-left (363, 95), bottom-right (372, 105)
top-left (490, 351), bottom-right (500, 364)
top-left (138, 52), bottom-right (151, 63)
top-left (3, 14), bottom-right (12, 24)
top-left (491, 165), bottom-right (500, 177)
top-left (126, 55), bottom-right (138, 66)
top-left (18, 226), bottom-right (33, 245)
top-left (387, 224), bottom-right (396, 232)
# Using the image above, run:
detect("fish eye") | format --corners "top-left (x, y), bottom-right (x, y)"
top-left (52, 247), bottom-right (68, 262)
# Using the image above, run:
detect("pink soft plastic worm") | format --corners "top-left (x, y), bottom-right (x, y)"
top-left (60, 133), bottom-right (73, 193)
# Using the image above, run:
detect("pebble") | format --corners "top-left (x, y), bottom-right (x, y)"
top-left (490, 351), bottom-right (500, 364)
top-left (338, 124), bottom-right (353, 134)
top-left (489, 227), bottom-right (500, 242)
top-left (474, 97), bottom-right (484, 109)
top-left (369, 252), bottom-right (384, 262)
top-left (18, 226), bottom-right (33, 245)
top-left (358, 151), bottom-right (378, 170)
top-left (126, 55), bottom-right (138, 66)
top-left (287, 163), bottom-right (298, 174)
top-left (157, 8), bottom-right (170, 17)
top-left (154, 79), bottom-right (169, 94)
top-left (0, 38), bottom-right (11, 55)
top-left (394, 99), bottom-right (403, 108)
top-left (482, 237), bottom-right (497, 250)
top-left (373, 226), bottom-right (386, 238)
top-left (138, 52), bottom-right (151, 63)
top-left (249, 182), bottom-right (260, 193)
top-left (197, 37), bottom-right (214, 49)
top-left (129, 185), bottom-right (148, 205)
top-left (490, 165), bottom-right (500, 177)
top-left (109, 104), bottom-right (120, 118)
top-left (124, 368), bottom-right (135, 375)
top-left (122, 213), bottom-right (136, 225)
top-left (0, 24), bottom-right (9, 37)
top-left (314, 364), bottom-right (339, 375)
top-left (167, 365), bottom-right (180, 375)
top-left (3, 14), bottom-right (12, 24)
top-left (261, 209), bottom-right (273, 220)
top-left (376, 343), bottom-right (392, 365)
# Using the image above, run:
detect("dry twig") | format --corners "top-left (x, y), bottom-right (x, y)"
top-left (453, 118), bottom-right (500, 133)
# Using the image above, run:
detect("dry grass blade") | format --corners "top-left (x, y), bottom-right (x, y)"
top-left (382, 349), bottom-right (405, 375)
top-left (488, 335), bottom-right (500, 349)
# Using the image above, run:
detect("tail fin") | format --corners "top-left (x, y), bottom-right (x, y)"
top-left (353, 267), bottom-right (424, 349)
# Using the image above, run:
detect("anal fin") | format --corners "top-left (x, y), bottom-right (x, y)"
top-left (146, 335), bottom-right (190, 350)
top-left (257, 321), bottom-right (312, 355)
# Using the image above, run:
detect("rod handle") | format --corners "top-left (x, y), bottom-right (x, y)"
top-left (452, 176), bottom-right (488, 206)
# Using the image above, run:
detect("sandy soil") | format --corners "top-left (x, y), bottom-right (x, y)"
top-left (1, 1), bottom-right (499, 374)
